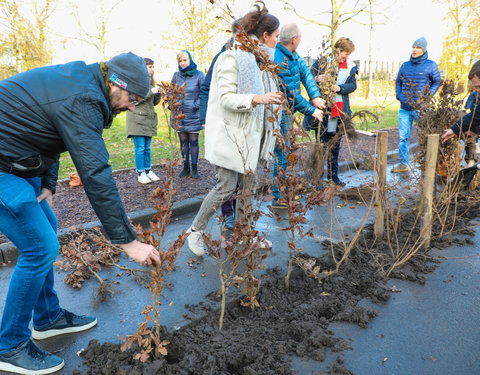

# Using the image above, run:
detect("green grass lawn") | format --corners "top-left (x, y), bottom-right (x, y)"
top-left (350, 97), bottom-right (399, 132)
top-left (58, 110), bottom-right (205, 179)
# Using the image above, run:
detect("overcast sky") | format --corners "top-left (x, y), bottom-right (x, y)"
top-left (48, 0), bottom-right (448, 79)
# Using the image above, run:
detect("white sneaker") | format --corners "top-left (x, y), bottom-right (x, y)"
top-left (187, 226), bottom-right (204, 256)
top-left (146, 170), bottom-right (160, 181)
top-left (138, 172), bottom-right (152, 184)
top-left (256, 237), bottom-right (272, 249)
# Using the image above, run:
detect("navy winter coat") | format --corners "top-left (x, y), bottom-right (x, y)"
top-left (452, 92), bottom-right (480, 135)
top-left (303, 57), bottom-right (358, 131)
top-left (0, 61), bottom-right (135, 244)
top-left (395, 51), bottom-right (441, 111)
top-left (171, 70), bottom-right (205, 132)
top-left (200, 45), bottom-right (226, 125)
top-left (274, 44), bottom-right (320, 119)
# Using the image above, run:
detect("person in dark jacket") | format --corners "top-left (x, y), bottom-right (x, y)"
top-left (126, 57), bottom-right (162, 184)
top-left (271, 23), bottom-right (325, 207)
top-left (393, 37), bottom-right (441, 172)
top-left (0, 52), bottom-right (161, 375)
top-left (442, 61), bottom-right (480, 156)
top-left (199, 22), bottom-right (239, 230)
top-left (303, 37), bottom-right (358, 186)
top-left (171, 50), bottom-right (205, 179)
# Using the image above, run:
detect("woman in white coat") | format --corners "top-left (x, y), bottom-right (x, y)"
top-left (187, 4), bottom-right (283, 256)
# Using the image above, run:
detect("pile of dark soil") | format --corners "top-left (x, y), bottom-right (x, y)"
top-left (77, 187), bottom-right (479, 375)
top-left (78, 246), bottom-right (389, 375)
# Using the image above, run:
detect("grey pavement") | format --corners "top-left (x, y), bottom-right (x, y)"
top-left (1, 149), bottom-right (480, 374)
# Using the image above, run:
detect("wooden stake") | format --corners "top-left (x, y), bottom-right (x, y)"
top-left (421, 134), bottom-right (439, 248)
top-left (374, 131), bottom-right (388, 239)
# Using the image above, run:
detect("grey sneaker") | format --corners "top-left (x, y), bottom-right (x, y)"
top-left (0, 339), bottom-right (64, 375)
top-left (392, 163), bottom-right (408, 173)
top-left (32, 309), bottom-right (97, 340)
top-left (187, 226), bottom-right (204, 256)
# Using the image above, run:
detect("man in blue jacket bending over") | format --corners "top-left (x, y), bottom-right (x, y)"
top-left (272, 23), bottom-right (325, 208)
top-left (393, 37), bottom-right (441, 173)
top-left (0, 52), bottom-right (161, 374)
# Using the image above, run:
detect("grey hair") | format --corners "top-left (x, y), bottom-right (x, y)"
top-left (279, 23), bottom-right (300, 45)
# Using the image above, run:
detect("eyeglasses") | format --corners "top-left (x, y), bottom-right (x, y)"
top-left (128, 91), bottom-right (139, 106)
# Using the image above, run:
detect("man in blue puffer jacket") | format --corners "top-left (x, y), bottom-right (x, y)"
top-left (393, 37), bottom-right (441, 172)
top-left (0, 53), bottom-right (161, 375)
top-left (272, 23), bottom-right (325, 208)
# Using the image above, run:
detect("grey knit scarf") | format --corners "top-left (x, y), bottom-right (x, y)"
top-left (235, 37), bottom-right (280, 167)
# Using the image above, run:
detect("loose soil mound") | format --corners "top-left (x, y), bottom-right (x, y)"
top-left (78, 191), bottom-right (479, 375)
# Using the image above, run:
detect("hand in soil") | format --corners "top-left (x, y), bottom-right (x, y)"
top-left (120, 240), bottom-right (160, 266)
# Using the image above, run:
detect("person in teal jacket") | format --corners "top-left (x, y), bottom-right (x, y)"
top-left (272, 23), bottom-right (325, 208)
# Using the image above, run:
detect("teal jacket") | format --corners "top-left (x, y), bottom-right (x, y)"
top-left (274, 44), bottom-right (321, 117)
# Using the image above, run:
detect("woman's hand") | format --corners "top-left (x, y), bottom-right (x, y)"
top-left (312, 108), bottom-right (323, 122)
top-left (315, 74), bottom-right (326, 83)
top-left (333, 84), bottom-right (341, 93)
top-left (120, 240), bottom-right (161, 266)
top-left (252, 92), bottom-right (283, 106)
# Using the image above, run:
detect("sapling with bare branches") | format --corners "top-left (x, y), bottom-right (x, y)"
top-left (119, 80), bottom-right (188, 360)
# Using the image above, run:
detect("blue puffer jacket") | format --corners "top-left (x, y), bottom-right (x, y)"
top-left (275, 44), bottom-right (320, 120)
top-left (395, 51), bottom-right (441, 111)
top-left (0, 61), bottom-right (135, 244)
top-left (171, 70), bottom-right (205, 132)
top-left (452, 91), bottom-right (480, 135)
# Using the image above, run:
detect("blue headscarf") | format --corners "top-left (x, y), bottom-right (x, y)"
top-left (178, 50), bottom-right (198, 77)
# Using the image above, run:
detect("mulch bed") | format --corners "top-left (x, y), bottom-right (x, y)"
top-left (0, 128), bottom-right (411, 245)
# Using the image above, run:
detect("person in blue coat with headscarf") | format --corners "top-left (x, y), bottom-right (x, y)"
top-left (171, 50), bottom-right (205, 178)
top-left (393, 37), bottom-right (441, 173)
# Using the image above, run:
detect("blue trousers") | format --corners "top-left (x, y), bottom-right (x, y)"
top-left (272, 116), bottom-right (290, 199)
top-left (0, 174), bottom-right (61, 352)
top-left (398, 108), bottom-right (415, 164)
top-left (132, 136), bottom-right (152, 173)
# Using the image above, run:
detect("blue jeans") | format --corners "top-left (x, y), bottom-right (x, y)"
top-left (398, 108), bottom-right (415, 164)
top-left (0, 174), bottom-right (61, 353)
top-left (272, 116), bottom-right (290, 199)
top-left (132, 136), bottom-right (152, 172)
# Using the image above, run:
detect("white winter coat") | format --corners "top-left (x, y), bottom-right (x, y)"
top-left (204, 49), bottom-right (270, 174)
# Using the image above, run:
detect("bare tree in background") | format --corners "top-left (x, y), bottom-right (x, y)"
top-left (166, 0), bottom-right (233, 72)
top-left (0, 0), bottom-right (56, 77)
top-left (281, 0), bottom-right (367, 46)
top-left (436, 0), bottom-right (480, 85)
top-left (70, 0), bottom-right (123, 60)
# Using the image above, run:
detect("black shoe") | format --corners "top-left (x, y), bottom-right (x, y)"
top-left (331, 176), bottom-right (345, 187)
top-left (32, 308), bottom-right (97, 340)
top-left (179, 163), bottom-right (190, 177)
top-left (0, 339), bottom-right (64, 374)
top-left (191, 164), bottom-right (199, 179)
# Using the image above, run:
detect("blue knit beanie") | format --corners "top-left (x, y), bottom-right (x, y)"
top-left (107, 52), bottom-right (150, 98)
top-left (412, 37), bottom-right (427, 52)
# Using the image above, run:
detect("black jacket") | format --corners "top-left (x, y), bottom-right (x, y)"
top-left (0, 61), bottom-right (135, 244)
